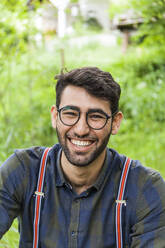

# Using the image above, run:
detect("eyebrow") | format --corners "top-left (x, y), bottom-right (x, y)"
top-left (87, 108), bottom-right (109, 116)
top-left (62, 105), bottom-right (80, 111)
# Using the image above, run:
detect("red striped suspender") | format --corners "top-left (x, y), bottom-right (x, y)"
top-left (32, 149), bottom-right (130, 248)
top-left (116, 157), bottom-right (132, 248)
top-left (33, 147), bottom-right (51, 248)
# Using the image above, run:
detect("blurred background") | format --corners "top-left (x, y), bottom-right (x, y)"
top-left (0, 0), bottom-right (165, 246)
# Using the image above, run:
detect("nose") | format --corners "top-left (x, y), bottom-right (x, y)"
top-left (73, 113), bottom-right (90, 136)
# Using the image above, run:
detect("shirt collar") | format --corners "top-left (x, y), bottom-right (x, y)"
top-left (92, 148), bottom-right (112, 191)
top-left (55, 147), bottom-right (113, 191)
top-left (55, 148), bottom-right (66, 187)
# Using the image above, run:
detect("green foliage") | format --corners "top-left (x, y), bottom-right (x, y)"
top-left (129, 0), bottom-right (165, 45)
top-left (110, 0), bottom-right (165, 45)
top-left (0, 220), bottom-right (19, 247)
top-left (109, 0), bottom-right (130, 19)
top-left (0, 50), bottom-right (60, 163)
top-left (111, 121), bottom-right (165, 178)
top-left (0, 0), bottom-right (58, 163)
top-left (0, 0), bottom-right (29, 56)
top-left (70, 0), bottom-right (78, 3)
top-left (110, 46), bottom-right (165, 124)
top-left (85, 18), bottom-right (103, 31)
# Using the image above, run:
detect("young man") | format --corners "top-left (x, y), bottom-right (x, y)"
top-left (0, 67), bottom-right (165, 247)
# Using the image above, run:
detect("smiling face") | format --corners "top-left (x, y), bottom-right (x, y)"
top-left (51, 85), bottom-right (123, 167)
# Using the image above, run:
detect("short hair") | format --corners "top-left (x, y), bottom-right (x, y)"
top-left (55, 67), bottom-right (121, 114)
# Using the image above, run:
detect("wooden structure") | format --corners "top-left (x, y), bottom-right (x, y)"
top-left (113, 12), bottom-right (143, 52)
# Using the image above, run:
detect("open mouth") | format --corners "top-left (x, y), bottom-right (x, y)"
top-left (70, 139), bottom-right (93, 147)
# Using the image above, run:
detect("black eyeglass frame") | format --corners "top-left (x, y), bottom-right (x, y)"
top-left (57, 106), bottom-right (117, 130)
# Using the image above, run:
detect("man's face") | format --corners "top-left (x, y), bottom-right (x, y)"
top-left (51, 85), bottom-right (122, 167)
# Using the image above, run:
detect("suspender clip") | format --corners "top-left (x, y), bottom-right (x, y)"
top-left (116, 199), bottom-right (127, 206)
top-left (35, 191), bottom-right (45, 197)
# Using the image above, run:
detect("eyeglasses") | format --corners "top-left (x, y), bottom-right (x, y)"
top-left (57, 106), bottom-right (116, 130)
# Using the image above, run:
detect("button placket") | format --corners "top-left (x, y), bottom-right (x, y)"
top-left (68, 199), bottom-right (80, 248)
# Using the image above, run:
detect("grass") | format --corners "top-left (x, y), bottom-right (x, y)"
top-left (111, 120), bottom-right (165, 178)
top-left (0, 221), bottom-right (19, 247)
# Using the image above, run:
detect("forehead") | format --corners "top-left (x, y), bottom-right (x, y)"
top-left (59, 85), bottom-right (111, 113)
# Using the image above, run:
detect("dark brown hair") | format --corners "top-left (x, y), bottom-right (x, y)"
top-left (55, 67), bottom-right (121, 114)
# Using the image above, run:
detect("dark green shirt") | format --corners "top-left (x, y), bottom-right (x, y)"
top-left (0, 144), bottom-right (165, 247)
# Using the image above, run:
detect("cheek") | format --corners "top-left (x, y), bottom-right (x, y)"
top-left (56, 121), bottom-right (71, 137)
top-left (96, 128), bottom-right (111, 142)
top-left (103, 122), bottom-right (112, 135)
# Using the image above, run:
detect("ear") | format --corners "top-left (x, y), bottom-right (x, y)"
top-left (111, 111), bottom-right (123, 135)
top-left (51, 105), bottom-right (58, 129)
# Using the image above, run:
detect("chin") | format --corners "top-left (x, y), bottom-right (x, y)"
top-left (65, 150), bottom-right (103, 167)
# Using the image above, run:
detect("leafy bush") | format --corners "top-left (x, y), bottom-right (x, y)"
top-left (109, 46), bottom-right (165, 126)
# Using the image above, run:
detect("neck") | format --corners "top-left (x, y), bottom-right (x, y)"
top-left (60, 149), bottom-right (106, 195)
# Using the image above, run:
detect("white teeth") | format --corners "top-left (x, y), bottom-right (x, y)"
top-left (71, 139), bottom-right (92, 146)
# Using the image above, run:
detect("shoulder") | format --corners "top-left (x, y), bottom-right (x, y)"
top-left (129, 159), bottom-right (165, 191)
top-left (0, 144), bottom-right (61, 190)
top-left (0, 147), bottom-right (45, 185)
top-left (1, 144), bottom-right (61, 173)
top-left (126, 158), bottom-right (165, 223)
top-left (15, 146), bottom-right (45, 162)
top-left (109, 148), bottom-right (165, 236)
top-left (109, 148), bottom-right (165, 187)
top-left (0, 146), bottom-right (44, 173)
top-left (109, 148), bottom-right (165, 206)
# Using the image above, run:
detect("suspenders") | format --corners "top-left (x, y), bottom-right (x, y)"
top-left (33, 147), bottom-right (51, 248)
top-left (116, 157), bottom-right (132, 248)
top-left (32, 148), bottom-right (131, 248)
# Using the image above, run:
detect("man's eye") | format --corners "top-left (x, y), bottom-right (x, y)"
top-left (89, 114), bottom-right (105, 119)
top-left (63, 111), bottom-right (78, 116)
